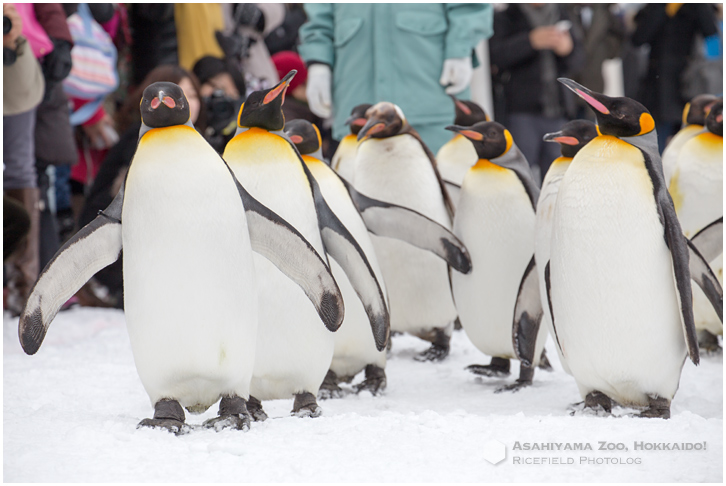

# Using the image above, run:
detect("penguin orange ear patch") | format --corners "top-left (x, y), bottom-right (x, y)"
top-left (460, 130), bottom-right (484, 141)
top-left (638, 113), bottom-right (655, 135)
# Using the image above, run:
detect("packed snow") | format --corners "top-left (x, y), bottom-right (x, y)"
top-left (3, 307), bottom-right (722, 482)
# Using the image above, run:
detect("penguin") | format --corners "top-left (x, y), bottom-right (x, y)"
top-left (536, 120), bottom-right (599, 374)
top-left (662, 94), bottom-right (717, 185)
top-left (331, 103), bottom-right (372, 182)
top-left (285, 119), bottom-right (472, 396)
top-left (354, 102), bottom-right (460, 361)
top-left (549, 79), bottom-right (722, 418)
top-left (436, 98), bottom-right (489, 207)
top-left (669, 99), bottom-right (723, 351)
top-left (17, 82), bottom-right (343, 434)
top-left (222, 71), bottom-right (388, 419)
top-left (446, 121), bottom-right (546, 391)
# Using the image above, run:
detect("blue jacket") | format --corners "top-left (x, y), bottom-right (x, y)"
top-left (299, 4), bottom-right (493, 149)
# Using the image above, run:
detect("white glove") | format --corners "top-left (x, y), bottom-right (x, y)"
top-left (306, 63), bottom-right (333, 118)
top-left (439, 57), bottom-right (473, 95)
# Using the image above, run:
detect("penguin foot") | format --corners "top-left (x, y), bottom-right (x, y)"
top-left (537, 349), bottom-right (554, 371)
top-left (247, 395), bottom-right (268, 422)
top-left (584, 391), bottom-right (613, 414)
top-left (354, 365), bottom-right (387, 396)
top-left (137, 399), bottom-right (189, 435)
top-left (318, 370), bottom-right (345, 400)
top-left (639, 395), bottom-right (671, 419)
top-left (453, 317), bottom-right (463, 331)
top-left (414, 343), bottom-right (450, 362)
top-left (292, 392), bottom-right (322, 418)
top-left (466, 357), bottom-right (511, 377)
top-left (202, 396), bottom-right (252, 431)
top-left (495, 365), bottom-right (533, 393)
top-left (697, 330), bottom-right (722, 354)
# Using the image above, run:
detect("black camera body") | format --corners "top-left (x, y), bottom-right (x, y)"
top-left (204, 90), bottom-right (243, 153)
top-left (4, 15), bottom-right (12, 35)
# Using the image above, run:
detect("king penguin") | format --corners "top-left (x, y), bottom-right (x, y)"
top-left (18, 82), bottom-right (343, 434)
top-left (354, 102), bottom-right (460, 361)
top-left (662, 94), bottom-right (717, 185)
top-left (536, 120), bottom-right (599, 374)
top-left (331, 103), bottom-right (372, 183)
top-left (549, 79), bottom-right (722, 418)
top-left (669, 98), bottom-right (723, 351)
top-left (436, 98), bottom-right (489, 208)
top-left (223, 71), bottom-right (388, 419)
top-left (446, 121), bottom-right (546, 391)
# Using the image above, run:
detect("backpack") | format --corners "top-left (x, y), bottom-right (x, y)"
top-left (62, 3), bottom-right (119, 125)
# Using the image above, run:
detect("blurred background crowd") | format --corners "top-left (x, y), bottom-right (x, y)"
top-left (3, 3), bottom-right (723, 316)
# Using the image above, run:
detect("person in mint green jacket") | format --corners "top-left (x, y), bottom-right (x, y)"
top-left (299, 3), bottom-right (493, 153)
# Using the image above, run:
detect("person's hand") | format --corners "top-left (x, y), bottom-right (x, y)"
top-left (3, 4), bottom-right (23, 50)
top-left (529, 26), bottom-right (573, 57)
top-left (83, 114), bottom-right (119, 150)
top-left (306, 63), bottom-right (333, 118)
top-left (439, 57), bottom-right (473, 95)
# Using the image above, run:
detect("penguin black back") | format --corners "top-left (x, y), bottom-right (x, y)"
top-left (345, 104), bottom-right (373, 136)
top-left (543, 120), bottom-right (598, 158)
top-left (452, 97), bottom-right (489, 127)
top-left (140, 82), bottom-right (191, 129)
top-left (558, 78), bottom-right (655, 138)
top-left (705, 99), bottom-right (723, 137)
top-left (237, 70), bottom-right (296, 132)
top-left (285, 119), bottom-right (321, 155)
top-left (684, 94), bottom-right (718, 126)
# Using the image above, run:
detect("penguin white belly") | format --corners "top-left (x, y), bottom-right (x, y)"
top-left (123, 126), bottom-right (257, 411)
top-left (535, 159), bottom-right (572, 373)
top-left (662, 125), bottom-right (703, 185)
top-left (225, 129), bottom-right (333, 400)
top-left (305, 158), bottom-right (387, 378)
top-left (551, 136), bottom-right (686, 406)
top-left (452, 161), bottom-right (537, 359)
top-left (353, 135), bottom-right (457, 333)
top-left (436, 134), bottom-right (478, 208)
top-left (670, 132), bottom-right (723, 333)
top-left (332, 135), bottom-right (359, 183)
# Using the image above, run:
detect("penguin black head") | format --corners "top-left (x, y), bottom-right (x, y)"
top-left (345, 103), bottom-right (373, 136)
top-left (558, 78), bottom-right (655, 138)
top-left (451, 96), bottom-right (489, 127)
top-left (237, 70), bottom-right (296, 131)
top-left (683, 94), bottom-right (718, 127)
top-left (357, 102), bottom-right (407, 142)
top-left (140, 82), bottom-right (191, 129)
top-left (543, 120), bottom-right (598, 158)
top-left (445, 121), bottom-right (513, 160)
top-left (284, 119), bottom-right (321, 155)
top-left (705, 98), bottom-right (723, 137)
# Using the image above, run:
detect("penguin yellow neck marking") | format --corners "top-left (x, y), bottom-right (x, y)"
top-left (697, 131), bottom-right (723, 148)
top-left (302, 154), bottom-right (323, 166)
top-left (139, 125), bottom-right (197, 145)
top-left (681, 102), bottom-right (691, 127)
top-left (472, 159), bottom-right (508, 172)
top-left (224, 127), bottom-right (295, 164)
top-left (551, 156), bottom-right (573, 167)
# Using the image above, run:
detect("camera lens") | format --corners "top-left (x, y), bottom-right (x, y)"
top-left (3, 16), bottom-right (12, 35)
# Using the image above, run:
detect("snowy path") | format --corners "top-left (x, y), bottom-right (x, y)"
top-left (3, 307), bottom-right (722, 482)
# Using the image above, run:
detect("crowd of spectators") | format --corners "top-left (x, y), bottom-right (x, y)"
top-left (3, 3), bottom-right (723, 314)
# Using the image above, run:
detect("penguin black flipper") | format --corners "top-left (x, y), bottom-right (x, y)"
top-left (690, 217), bottom-right (723, 263)
top-left (544, 261), bottom-right (564, 358)
top-left (18, 188), bottom-right (125, 355)
top-left (299, 162), bottom-right (390, 351)
top-left (686, 239), bottom-right (724, 323)
top-left (512, 256), bottom-right (544, 368)
top-left (227, 166), bottom-right (345, 333)
top-left (341, 179), bottom-right (472, 274)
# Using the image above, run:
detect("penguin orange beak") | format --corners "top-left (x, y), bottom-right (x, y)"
top-left (345, 115), bottom-right (368, 127)
top-left (543, 130), bottom-right (578, 145)
top-left (445, 125), bottom-right (484, 141)
top-left (150, 93), bottom-right (176, 110)
top-left (357, 119), bottom-right (386, 142)
top-left (263, 69), bottom-right (297, 105)
top-left (558, 78), bottom-right (611, 115)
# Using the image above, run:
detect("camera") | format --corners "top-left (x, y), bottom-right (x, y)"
top-left (204, 89), bottom-right (242, 153)
top-left (4, 15), bottom-right (12, 35)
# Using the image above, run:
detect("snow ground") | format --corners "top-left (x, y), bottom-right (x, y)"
top-left (3, 307), bottom-right (723, 482)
